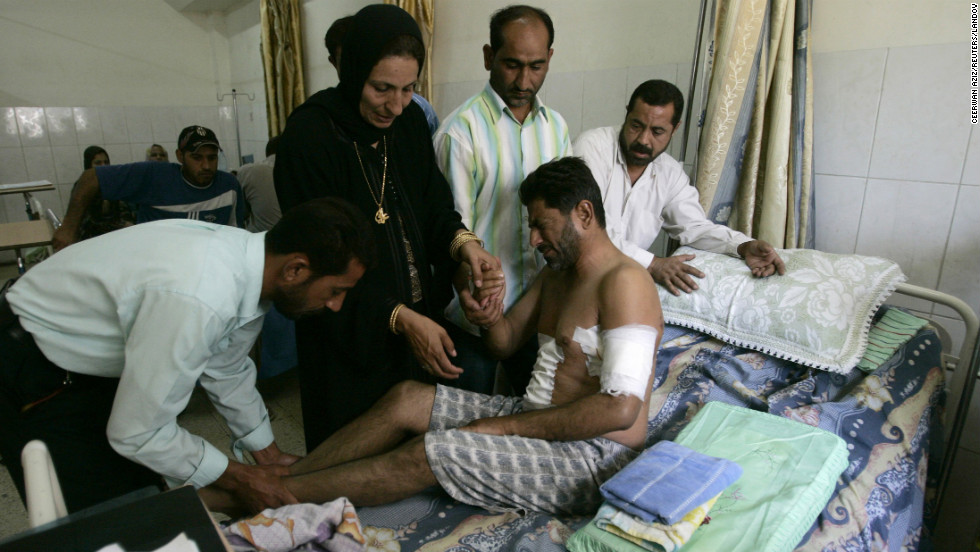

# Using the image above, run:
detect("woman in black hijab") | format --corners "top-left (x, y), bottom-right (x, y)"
top-left (275, 4), bottom-right (501, 449)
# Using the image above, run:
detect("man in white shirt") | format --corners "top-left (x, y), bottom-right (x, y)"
top-left (573, 80), bottom-right (785, 295)
top-left (434, 5), bottom-right (572, 395)
top-left (0, 198), bottom-right (372, 514)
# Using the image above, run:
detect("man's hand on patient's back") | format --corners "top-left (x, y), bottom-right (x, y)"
top-left (647, 254), bottom-right (704, 296)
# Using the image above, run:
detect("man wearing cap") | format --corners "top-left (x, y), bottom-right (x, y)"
top-left (53, 125), bottom-right (246, 250)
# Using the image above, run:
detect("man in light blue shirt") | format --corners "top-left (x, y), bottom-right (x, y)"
top-left (434, 5), bottom-right (572, 395)
top-left (0, 198), bottom-right (373, 513)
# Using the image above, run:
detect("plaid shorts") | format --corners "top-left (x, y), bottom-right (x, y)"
top-left (423, 385), bottom-right (638, 516)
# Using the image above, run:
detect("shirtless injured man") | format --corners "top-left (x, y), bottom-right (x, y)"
top-left (200, 157), bottom-right (664, 516)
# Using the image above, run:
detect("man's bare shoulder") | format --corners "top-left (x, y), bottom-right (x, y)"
top-left (598, 254), bottom-right (663, 328)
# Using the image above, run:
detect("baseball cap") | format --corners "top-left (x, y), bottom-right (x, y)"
top-left (177, 125), bottom-right (222, 153)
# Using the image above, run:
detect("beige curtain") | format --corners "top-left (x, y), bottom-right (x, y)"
top-left (261, 0), bottom-right (306, 137)
top-left (695, 0), bottom-right (814, 248)
top-left (384, 0), bottom-right (434, 101)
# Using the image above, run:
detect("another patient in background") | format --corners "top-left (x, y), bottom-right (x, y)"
top-left (74, 145), bottom-right (135, 241)
top-left (238, 135), bottom-right (281, 233)
top-left (146, 144), bottom-right (169, 162)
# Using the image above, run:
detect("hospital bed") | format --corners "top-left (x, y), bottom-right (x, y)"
top-left (222, 249), bottom-right (977, 552)
top-left (349, 250), bottom-right (978, 552)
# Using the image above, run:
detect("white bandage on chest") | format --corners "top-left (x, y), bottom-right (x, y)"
top-left (573, 324), bottom-right (659, 401)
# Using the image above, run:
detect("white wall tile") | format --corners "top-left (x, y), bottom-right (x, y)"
top-left (856, 179), bottom-right (958, 305)
top-left (812, 49), bottom-right (886, 178)
top-left (812, 174), bottom-right (865, 254)
top-left (936, 185), bottom-right (980, 319)
top-left (44, 107), bottom-right (77, 146)
top-left (15, 107), bottom-right (48, 147)
top-left (51, 145), bottom-right (82, 185)
top-left (3, 192), bottom-right (27, 223)
top-left (125, 107), bottom-right (153, 143)
top-left (99, 107), bottom-right (129, 145)
top-left (104, 143), bottom-right (132, 165)
top-left (869, 43), bottom-right (970, 183)
top-left (131, 143), bottom-right (153, 163)
top-left (582, 68), bottom-right (628, 132)
top-left (150, 107), bottom-right (177, 144)
top-left (544, 71), bottom-right (584, 140)
top-left (22, 146), bottom-right (56, 183)
top-left (73, 107), bottom-right (103, 146)
top-left (961, 126), bottom-right (980, 185)
top-left (626, 64), bottom-right (679, 104)
top-left (0, 108), bottom-right (20, 148)
top-left (0, 147), bottom-right (28, 184)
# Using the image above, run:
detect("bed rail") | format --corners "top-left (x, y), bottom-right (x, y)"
top-left (892, 282), bottom-right (979, 521)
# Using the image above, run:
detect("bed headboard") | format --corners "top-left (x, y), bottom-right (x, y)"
top-left (892, 282), bottom-right (979, 521)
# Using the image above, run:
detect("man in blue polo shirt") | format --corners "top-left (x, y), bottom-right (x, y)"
top-left (53, 125), bottom-right (245, 250)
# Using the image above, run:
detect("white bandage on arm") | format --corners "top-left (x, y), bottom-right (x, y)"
top-left (597, 324), bottom-right (659, 401)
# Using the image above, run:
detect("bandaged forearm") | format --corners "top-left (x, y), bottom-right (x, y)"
top-left (581, 324), bottom-right (658, 401)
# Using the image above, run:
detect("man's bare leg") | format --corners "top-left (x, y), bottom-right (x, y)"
top-left (290, 381), bottom-right (436, 474)
top-left (288, 436), bottom-right (437, 506)
top-left (200, 436), bottom-right (438, 513)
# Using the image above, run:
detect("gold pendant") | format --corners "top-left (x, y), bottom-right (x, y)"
top-left (374, 206), bottom-right (389, 224)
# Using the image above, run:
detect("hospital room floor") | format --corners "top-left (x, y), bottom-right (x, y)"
top-left (0, 306), bottom-right (307, 541)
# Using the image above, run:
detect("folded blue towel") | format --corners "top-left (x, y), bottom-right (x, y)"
top-left (599, 440), bottom-right (742, 525)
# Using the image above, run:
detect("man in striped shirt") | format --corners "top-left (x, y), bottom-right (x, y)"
top-left (434, 5), bottom-right (572, 396)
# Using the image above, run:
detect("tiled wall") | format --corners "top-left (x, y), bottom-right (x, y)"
top-left (0, 103), bottom-right (266, 262)
top-left (812, 42), bottom-right (980, 548)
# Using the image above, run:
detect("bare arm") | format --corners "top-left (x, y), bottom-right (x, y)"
top-left (52, 169), bottom-right (101, 250)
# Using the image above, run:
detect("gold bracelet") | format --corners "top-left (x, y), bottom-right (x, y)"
top-left (448, 231), bottom-right (476, 256)
top-left (389, 303), bottom-right (405, 335)
top-left (450, 231), bottom-right (484, 262)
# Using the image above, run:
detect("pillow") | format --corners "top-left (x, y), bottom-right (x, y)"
top-left (657, 247), bottom-right (906, 374)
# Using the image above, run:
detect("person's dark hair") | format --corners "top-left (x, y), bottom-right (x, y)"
top-left (519, 157), bottom-right (605, 229)
top-left (83, 145), bottom-right (109, 170)
top-left (266, 135), bottom-right (281, 157)
top-left (378, 33), bottom-right (425, 70)
top-left (489, 5), bottom-right (554, 53)
top-left (266, 197), bottom-right (376, 276)
top-left (627, 80), bottom-right (684, 127)
top-left (324, 15), bottom-right (354, 58)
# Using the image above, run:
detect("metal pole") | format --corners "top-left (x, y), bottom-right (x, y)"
top-left (679, 0), bottom-right (710, 168)
top-left (232, 89), bottom-right (243, 166)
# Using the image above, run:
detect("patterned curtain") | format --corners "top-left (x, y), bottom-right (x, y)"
top-left (261, 0), bottom-right (306, 136)
top-left (695, 0), bottom-right (814, 249)
top-left (384, 0), bottom-right (434, 101)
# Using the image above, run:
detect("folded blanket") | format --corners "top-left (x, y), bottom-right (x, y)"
top-left (599, 439), bottom-right (742, 525)
top-left (567, 520), bottom-right (647, 552)
top-left (856, 307), bottom-right (928, 372)
top-left (223, 498), bottom-right (366, 552)
top-left (594, 494), bottom-right (719, 552)
top-left (676, 402), bottom-right (849, 552)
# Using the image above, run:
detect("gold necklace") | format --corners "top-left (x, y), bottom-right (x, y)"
top-left (354, 136), bottom-right (389, 224)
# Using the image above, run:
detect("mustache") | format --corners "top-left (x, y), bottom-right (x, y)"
top-left (629, 143), bottom-right (653, 156)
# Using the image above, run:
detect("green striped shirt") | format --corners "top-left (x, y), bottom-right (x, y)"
top-left (435, 83), bottom-right (572, 335)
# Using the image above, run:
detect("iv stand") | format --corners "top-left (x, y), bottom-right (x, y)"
top-left (217, 89), bottom-right (255, 166)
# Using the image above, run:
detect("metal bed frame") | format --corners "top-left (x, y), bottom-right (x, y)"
top-left (893, 283), bottom-right (980, 521)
